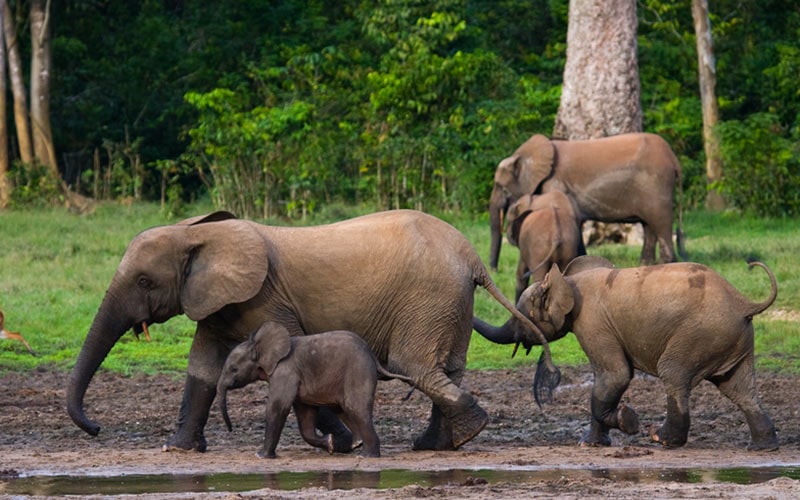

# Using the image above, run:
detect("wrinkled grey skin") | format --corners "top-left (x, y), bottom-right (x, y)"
top-left (473, 255), bottom-right (779, 450)
top-left (217, 323), bottom-right (414, 458)
top-left (504, 191), bottom-right (583, 301)
top-left (489, 133), bottom-right (684, 270)
top-left (67, 209), bottom-right (558, 453)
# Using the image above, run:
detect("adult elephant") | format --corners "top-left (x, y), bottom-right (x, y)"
top-left (489, 133), bottom-right (684, 270)
top-left (67, 210), bottom-right (558, 453)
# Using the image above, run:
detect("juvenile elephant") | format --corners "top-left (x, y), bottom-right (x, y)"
top-left (504, 191), bottom-right (583, 301)
top-left (217, 323), bottom-right (413, 458)
top-left (473, 256), bottom-right (779, 450)
top-left (489, 133), bottom-right (684, 270)
top-left (67, 209), bottom-right (559, 453)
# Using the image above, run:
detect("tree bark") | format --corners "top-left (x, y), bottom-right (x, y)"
top-left (554, 0), bottom-right (642, 140)
top-left (3, 1), bottom-right (32, 165)
top-left (29, 0), bottom-right (58, 175)
top-left (0, 0), bottom-right (8, 208)
top-left (692, 0), bottom-right (726, 211)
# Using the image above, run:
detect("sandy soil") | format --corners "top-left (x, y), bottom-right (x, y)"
top-left (1, 365), bottom-right (799, 498)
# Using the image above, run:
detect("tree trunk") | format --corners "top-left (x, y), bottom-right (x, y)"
top-left (29, 0), bottom-right (58, 176)
top-left (554, 0), bottom-right (642, 244)
top-left (3, 1), bottom-right (32, 165)
top-left (0, 0), bottom-right (8, 208)
top-left (554, 0), bottom-right (642, 140)
top-left (692, 0), bottom-right (726, 211)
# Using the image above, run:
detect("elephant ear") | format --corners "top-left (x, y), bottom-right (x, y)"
top-left (181, 219), bottom-right (270, 321)
top-left (540, 264), bottom-right (574, 333)
top-left (563, 255), bottom-right (615, 277)
top-left (252, 322), bottom-right (293, 378)
top-left (517, 134), bottom-right (555, 194)
top-left (176, 211), bottom-right (237, 226)
top-left (508, 209), bottom-right (532, 246)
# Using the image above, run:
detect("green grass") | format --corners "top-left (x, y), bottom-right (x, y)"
top-left (1, 204), bottom-right (798, 376)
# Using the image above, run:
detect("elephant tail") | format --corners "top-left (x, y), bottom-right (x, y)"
top-left (745, 260), bottom-right (778, 318)
top-left (476, 270), bottom-right (561, 404)
top-left (375, 362), bottom-right (417, 401)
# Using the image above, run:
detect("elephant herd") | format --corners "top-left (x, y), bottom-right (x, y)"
top-left (66, 132), bottom-right (779, 459)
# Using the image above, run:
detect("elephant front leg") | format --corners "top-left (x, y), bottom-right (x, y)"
top-left (163, 374), bottom-right (215, 452)
top-left (163, 328), bottom-right (231, 452)
top-left (580, 367), bottom-right (638, 447)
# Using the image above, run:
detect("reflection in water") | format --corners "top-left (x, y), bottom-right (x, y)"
top-left (1, 466), bottom-right (798, 496)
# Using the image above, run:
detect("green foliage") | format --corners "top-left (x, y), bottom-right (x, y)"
top-left (715, 113), bottom-right (800, 216)
top-left (24, 0), bottom-right (800, 217)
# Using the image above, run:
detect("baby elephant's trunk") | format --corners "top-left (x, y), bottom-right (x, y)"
top-left (216, 384), bottom-right (233, 432)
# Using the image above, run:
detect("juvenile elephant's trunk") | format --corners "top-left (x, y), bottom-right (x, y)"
top-left (217, 383), bottom-right (233, 432)
top-left (489, 186), bottom-right (509, 271)
top-left (472, 317), bottom-right (518, 345)
top-left (67, 297), bottom-right (131, 436)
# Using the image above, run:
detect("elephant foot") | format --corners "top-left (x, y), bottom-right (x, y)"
top-left (651, 426), bottom-right (687, 448)
top-left (162, 430), bottom-right (207, 453)
top-left (256, 448), bottom-right (277, 459)
top-left (448, 399), bottom-right (489, 449)
top-left (579, 429), bottom-right (611, 447)
top-left (412, 409), bottom-right (454, 451)
top-left (617, 404), bottom-right (640, 435)
top-left (747, 434), bottom-right (779, 452)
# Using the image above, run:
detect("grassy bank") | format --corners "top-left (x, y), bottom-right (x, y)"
top-left (1, 203), bottom-right (798, 375)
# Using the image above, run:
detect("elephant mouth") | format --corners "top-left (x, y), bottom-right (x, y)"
top-left (132, 321), bottom-right (152, 342)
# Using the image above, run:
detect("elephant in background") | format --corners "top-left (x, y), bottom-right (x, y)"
top-left (217, 323), bottom-right (414, 458)
top-left (489, 133), bottom-right (685, 271)
top-left (67, 209), bottom-right (559, 454)
top-left (473, 256), bottom-right (778, 450)
top-left (503, 191), bottom-right (583, 301)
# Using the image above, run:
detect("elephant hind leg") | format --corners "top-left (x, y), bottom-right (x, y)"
top-left (652, 380), bottom-right (691, 448)
top-left (709, 361), bottom-right (778, 451)
top-left (411, 369), bottom-right (488, 450)
top-left (639, 224), bottom-right (658, 265)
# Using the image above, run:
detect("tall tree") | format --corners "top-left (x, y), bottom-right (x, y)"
top-left (4, 0), bottom-right (32, 165)
top-left (554, 0), bottom-right (642, 243)
top-left (0, 0), bottom-right (8, 208)
top-left (554, 0), bottom-right (641, 139)
top-left (691, 0), bottom-right (725, 210)
top-left (29, 0), bottom-right (57, 173)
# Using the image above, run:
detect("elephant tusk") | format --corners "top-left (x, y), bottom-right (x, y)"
top-left (142, 322), bottom-right (151, 342)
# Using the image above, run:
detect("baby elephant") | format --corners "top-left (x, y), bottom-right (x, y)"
top-left (473, 256), bottom-right (779, 450)
top-left (217, 322), bottom-right (413, 458)
top-left (504, 191), bottom-right (583, 301)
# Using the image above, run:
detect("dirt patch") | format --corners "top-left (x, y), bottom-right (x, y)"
top-left (1, 366), bottom-right (799, 498)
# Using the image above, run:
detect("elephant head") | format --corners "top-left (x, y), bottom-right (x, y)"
top-left (67, 211), bottom-right (271, 437)
top-left (489, 134), bottom-right (555, 270)
top-left (216, 323), bottom-right (292, 431)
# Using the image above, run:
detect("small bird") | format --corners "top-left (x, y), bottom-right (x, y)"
top-left (0, 310), bottom-right (37, 356)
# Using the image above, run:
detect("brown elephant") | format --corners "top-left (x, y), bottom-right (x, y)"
top-left (217, 323), bottom-right (414, 458)
top-left (504, 191), bottom-right (583, 301)
top-left (67, 210), bottom-right (559, 453)
top-left (473, 256), bottom-right (778, 450)
top-left (489, 133), bottom-right (684, 271)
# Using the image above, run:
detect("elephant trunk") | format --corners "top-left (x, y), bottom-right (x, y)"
top-left (66, 296), bottom-right (131, 436)
top-left (217, 383), bottom-right (233, 432)
top-left (472, 316), bottom-right (520, 345)
top-left (489, 186), bottom-right (508, 271)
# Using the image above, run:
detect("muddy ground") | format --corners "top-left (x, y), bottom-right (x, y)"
top-left (1, 365), bottom-right (799, 499)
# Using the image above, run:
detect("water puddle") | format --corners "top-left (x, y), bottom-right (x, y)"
top-left (2, 466), bottom-right (799, 496)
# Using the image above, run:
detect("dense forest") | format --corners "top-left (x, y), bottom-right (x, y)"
top-left (4, 0), bottom-right (800, 218)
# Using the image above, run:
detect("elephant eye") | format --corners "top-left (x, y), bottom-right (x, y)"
top-left (137, 276), bottom-right (152, 290)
